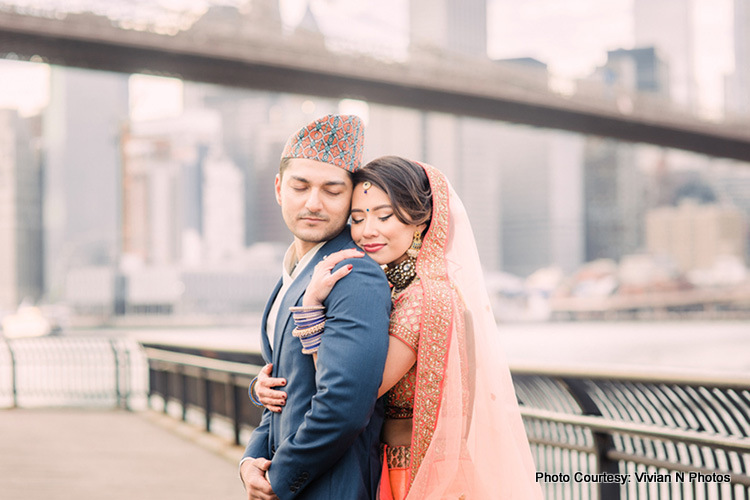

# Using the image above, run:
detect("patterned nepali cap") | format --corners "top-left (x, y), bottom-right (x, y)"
top-left (281, 114), bottom-right (365, 172)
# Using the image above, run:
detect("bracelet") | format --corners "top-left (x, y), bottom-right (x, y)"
top-left (299, 332), bottom-right (323, 354)
top-left (292, 320), bottom-right (325, 355)
top-left (248, 376), bottom-right (265, 408)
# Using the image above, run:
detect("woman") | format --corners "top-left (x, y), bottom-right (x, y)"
top-left (254, 156), bottom-right (542, 499)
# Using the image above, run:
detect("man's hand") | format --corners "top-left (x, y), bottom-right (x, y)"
top-left (241, 457), bottom-right (278, 500)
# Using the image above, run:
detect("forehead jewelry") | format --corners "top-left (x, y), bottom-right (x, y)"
top-left (362, 181), bottom-right (371, 194)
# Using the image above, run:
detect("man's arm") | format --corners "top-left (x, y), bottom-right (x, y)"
top-left (267, 257), bottom-right (391, 498)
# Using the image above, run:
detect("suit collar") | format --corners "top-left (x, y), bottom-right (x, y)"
top-left (271, 228), bottom-right (355, 358)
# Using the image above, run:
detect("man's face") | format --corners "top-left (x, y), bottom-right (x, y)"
top-left (275, 158), bottom-right (353, 255)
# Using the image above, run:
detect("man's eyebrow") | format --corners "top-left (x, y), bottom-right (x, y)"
top-left (289, 176), bottom-right (347, 187)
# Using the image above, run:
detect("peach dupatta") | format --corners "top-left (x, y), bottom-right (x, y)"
top-left (406, 164), bottom-right (543, 499)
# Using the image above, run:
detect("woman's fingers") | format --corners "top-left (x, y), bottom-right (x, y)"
top-left (327, 263), bottom-right (354, 285)
top-left (319, 248), bottom-right (364, 270)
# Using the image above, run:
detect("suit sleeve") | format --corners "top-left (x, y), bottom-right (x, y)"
top-left (267, 257), bottom-right (391, 497)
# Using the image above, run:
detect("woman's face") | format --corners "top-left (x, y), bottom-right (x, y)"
top-left (350, 183), bottom-right (425, 266)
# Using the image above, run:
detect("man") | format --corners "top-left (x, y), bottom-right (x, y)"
top-left (240, 114), bottom-right (391, 499)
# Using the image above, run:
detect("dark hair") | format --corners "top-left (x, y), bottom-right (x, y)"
top-left (353, 156), bottom-right (432, 229)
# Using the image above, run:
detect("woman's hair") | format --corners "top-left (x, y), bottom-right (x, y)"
top-left (353, 156), bottom-right (432, 229)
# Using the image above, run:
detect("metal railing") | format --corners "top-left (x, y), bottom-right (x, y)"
top-left (143, 347), bottom-right (750, 499)
top-left (0, 336), bottom-right (148, 409)
top-left (145, 346), bottom-right (263, 447)
top-left (513, 364), bottom-right (750, 500)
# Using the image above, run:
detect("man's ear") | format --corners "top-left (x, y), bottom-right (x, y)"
top-left (274, 174), bottom-right (282, 206)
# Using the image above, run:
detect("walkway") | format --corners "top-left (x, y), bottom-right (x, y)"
top-left (0, 408), bottom-right (247, 500)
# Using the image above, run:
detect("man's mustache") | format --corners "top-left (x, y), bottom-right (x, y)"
top-left (298, 211), bottom-right (329, 221)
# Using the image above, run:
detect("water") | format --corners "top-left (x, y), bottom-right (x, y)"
top-left (90, 319), bottom-right (750, 374)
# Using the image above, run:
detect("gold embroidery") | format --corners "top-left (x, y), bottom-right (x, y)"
top-left (409, 163), bottom-right (453, 485)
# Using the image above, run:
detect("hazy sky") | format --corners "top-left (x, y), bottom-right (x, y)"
top-left (0, 0), bottom-right (735, 117)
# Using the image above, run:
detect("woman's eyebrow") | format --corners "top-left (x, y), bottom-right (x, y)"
top-left (351, 204), bottom-right (392, 213)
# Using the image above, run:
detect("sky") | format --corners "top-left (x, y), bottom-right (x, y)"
top-left (0, 0), bottom-right (736, 118)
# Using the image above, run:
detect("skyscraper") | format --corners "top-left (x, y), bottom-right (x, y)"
top-left (43, 67), bottom-right (129, 300)
top-left (633, 0), bottom-right (696, 108)
top-left (582, 47), bottom-right (670, 262)
top-left (0, 109), bottom-right (44, 311)
top-left (410, 0), bottom-right (487, 57)
top-left (727, 0), bottom-right (750, 117)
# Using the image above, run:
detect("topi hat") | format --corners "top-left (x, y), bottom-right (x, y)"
top-left (281, 114), bottom-right (364, 172)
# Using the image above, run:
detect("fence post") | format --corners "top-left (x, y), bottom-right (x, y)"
top-left (109, 339), bottom-right (122, 409)
top-left (7, 341), bottom-right (18, 408)
top-left (204, 370), bottom-right (212, 433)
top-left (562, 378), bottom-right (621, 500)
top-left (231, 377), bottom-right (242, 446)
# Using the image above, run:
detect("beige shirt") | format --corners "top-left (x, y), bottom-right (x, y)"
top-left (265, 241), bottom-right (325, 350)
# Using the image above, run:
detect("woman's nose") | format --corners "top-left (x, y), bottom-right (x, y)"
top-left (362, 218), bottom-right (378, 237)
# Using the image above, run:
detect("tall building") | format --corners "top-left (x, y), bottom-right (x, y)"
top-left (0, 110), bottom-right (44, 311)
top-left (583, 139), bottom-right (646, 261)
top-left (633, 0), bottom-right (696, 108)
top-left (494, 125), bottom-right (585, 277)
top-left (726, 0), bottom-right (750, 117)
top-left (410, 0), bottom-right (487, 57)
top-left (122, 109), bottom-right (233, 267)
top-left (202, 151), bottom-right (245, 264)
top-left (582, 47), bottom-right (670, 262)
top-left (646, 201), bottom-right (747, 271)
top-left (43, 67), bottom-right (129, 300)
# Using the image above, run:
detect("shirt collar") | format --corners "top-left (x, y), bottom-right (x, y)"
top-left (282, 241), bottom-right (326, 284)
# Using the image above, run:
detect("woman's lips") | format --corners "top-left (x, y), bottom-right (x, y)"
top-left (362, 243), bottom-right (385, 253)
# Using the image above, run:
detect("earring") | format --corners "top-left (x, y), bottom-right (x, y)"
top-left (407, 230), bottom-right (422, 258)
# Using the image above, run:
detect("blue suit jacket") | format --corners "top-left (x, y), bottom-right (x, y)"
top-left (244, 228), bottom-right (391, 500)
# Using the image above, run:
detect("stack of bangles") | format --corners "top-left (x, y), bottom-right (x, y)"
top-left (290, 305), bottom-right (326, 354)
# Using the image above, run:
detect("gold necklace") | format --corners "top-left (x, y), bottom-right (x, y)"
top-left (384, 256), bottom-right (417, 294)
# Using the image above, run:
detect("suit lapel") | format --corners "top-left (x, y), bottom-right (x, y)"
top-left (273, 265), bottom-right (314, 358)
top-left (270, 230), bottom-right (355, 360)
top-left (260, 278), bottom-right (282, 362)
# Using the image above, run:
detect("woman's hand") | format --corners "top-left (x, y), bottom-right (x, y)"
top-left (255, 363), bottom-right (287, 413)
top-left (302, 248), bottom-right (364, 307)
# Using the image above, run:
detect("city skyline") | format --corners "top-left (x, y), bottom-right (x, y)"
top-left (0, 0), bottom-right (748, 319)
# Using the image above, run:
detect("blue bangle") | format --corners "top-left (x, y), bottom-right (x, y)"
top-left (248, 376), bottom-right (264, 408)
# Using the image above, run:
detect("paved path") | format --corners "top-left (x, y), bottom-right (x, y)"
top-left (0, 408), bottom-right (247, 500)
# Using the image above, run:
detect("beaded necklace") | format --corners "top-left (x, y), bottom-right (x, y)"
top-left (384, 255), bottom-right (417, 296)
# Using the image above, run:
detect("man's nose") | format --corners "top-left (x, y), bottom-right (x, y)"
top-left (304, 189), bottom-right (323, 212)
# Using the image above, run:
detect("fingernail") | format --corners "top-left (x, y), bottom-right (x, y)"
top-left (347, 264), bottom-right (353, 270)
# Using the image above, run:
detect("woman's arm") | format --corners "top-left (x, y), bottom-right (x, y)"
top-left (378, 337), bottom-right (417, 398)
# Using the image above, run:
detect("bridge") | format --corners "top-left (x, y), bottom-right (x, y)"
top-left (2, 5), bottom-right (750, 161)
